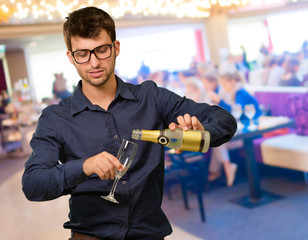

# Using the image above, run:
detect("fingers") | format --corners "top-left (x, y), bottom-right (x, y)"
top-left (170, 114), bottom-right (204, 131)
top-left (177, 114), bottom-right (198, 130)
top-left (83, 151), bottom-right (124, 180)
top-left (191, 116), bottom-right (204, 130)
top-left (100, 158), bottom-right (114, 180)
top-left (177, 114), bottom-right (189, 130)
top-left (168, 122), bottom-right (179, 131)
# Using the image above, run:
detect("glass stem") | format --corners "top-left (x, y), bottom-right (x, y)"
top-left (110, 176), bottom-right (120, 197)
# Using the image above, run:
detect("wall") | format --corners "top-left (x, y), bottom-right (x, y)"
top-left (6, 49), bottom-right (29, 89)
top-left (5, 49), bottom-right (34, 103)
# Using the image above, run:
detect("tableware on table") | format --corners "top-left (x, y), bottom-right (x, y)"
top-left (231, 103), bottom-right (244, 131)
top-left (244, 104), bottom-right (257, 131)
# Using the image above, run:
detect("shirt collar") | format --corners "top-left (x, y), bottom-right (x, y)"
top-left (115, 75), bottom-right (136, 101)
top-left (71, 75), bottom-right (136, 116)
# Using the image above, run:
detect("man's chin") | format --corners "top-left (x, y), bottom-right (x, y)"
top-left (87, 78), bottom-right (108, 87)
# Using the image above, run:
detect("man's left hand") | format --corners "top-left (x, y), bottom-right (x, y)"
top-left (169, 113), bottom-right (204, 131)
top-left (168, 114), bottom-right (204, 154)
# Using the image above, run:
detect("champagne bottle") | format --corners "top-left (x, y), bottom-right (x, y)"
top-left (131, 128), bottom-right (210, 153)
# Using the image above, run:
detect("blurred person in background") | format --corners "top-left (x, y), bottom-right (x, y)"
top-left (210, 72), bottom-right (261, 125)
top-left (218, 54), bottom-right (237, 76)
top-left (237, 45), bottom-right (250, 81)
top-left (200, 73), bottom-right (219, 104)
top-left (150, 70), bottom-right (169, 88)
top-left (266, 57), bottom-right (285, 87)
top-left (200, 73), bottom-right (236, 186)
top-left (206, 72), bottom-right (262, 186)
top-left (0, 90), bottom-right (11, 114)
top-left (0, 90), bottom-right (18, 118)
top-left (165, 71), bottom-right (185, 96)
top-left (256, 43), bottom-right (270, 69)
top-left (196, 61), bottom-right (217, 78)
top-left (280, 57), bottom-right (301, 87)
top-left (136, 60), bottom-right (151, 84)
top-left (183, 76), bottom-right (205, 103)
top-left (52, 72), bottom-right (72, 100)
top-left (22, 6), bottom-right (237, 240)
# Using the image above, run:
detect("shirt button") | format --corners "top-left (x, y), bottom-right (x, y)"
top-left (122, 181), bottom-right (126, 185)
top-left (114, 135), bottom-right (118, 139)
top-left (122, 225), bottom-right (126, 229)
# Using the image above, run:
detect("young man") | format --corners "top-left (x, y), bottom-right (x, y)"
top-left (22, 7), bottom-right (237, 240)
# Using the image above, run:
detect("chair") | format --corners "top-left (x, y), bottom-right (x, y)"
top-left (260, 93), bottom-right (308, 182)
top-left (164, 150), bottom-right (210, 222)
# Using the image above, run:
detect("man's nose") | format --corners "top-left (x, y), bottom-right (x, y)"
top-left (89, 52), bottom-right (101, 66)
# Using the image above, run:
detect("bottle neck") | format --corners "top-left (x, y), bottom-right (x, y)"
top-left (139, 130), bottom-right (161, 143)
top-left (132, 129), bottom-right (161, 143)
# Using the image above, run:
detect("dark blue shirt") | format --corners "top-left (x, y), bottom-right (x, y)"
top-left (22, 76), bottom-right (236, 240)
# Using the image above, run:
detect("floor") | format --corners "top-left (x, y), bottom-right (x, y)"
top-left (1, 153), bottom-right (308, 240)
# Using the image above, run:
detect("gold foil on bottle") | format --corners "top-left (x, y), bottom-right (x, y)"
top-left (181, 131), bottom-right (202, 152)
top-left (139, 130), bottom-right (161, 143)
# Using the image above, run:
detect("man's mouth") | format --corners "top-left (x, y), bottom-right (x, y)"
top-left (89, 69), bottom-right (104, 78)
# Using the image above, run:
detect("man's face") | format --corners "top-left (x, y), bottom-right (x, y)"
top-left (67, 29), bottom-right (120, 87)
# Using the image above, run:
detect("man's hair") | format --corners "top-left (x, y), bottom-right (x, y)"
top-left (63, 6), bottom-right (116, 51)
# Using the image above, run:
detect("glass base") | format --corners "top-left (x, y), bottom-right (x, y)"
top-left (101, 194), bottom-right (119, 204)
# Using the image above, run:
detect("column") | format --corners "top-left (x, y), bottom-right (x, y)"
top-left (204, 13), bottom-right (230, 65)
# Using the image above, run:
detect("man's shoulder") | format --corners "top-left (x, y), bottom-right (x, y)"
top-left (126, 79), bottom-right (157, 89)
top-left (42, 97), bottom-right (72, 115)
top-left (124, 80), bottom-right (160, 94)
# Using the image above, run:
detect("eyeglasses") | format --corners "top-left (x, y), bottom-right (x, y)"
top-left (71, 41), bottom-right (115, 64)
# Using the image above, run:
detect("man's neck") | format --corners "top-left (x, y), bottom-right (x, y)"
top-left (82, 76), bottom-right (117, 111)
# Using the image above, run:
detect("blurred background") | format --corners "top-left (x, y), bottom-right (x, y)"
top-left (0, 0), bottom-right (308, 240)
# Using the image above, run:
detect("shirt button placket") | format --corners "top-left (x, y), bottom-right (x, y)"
top-left (105, 112), bottom-right (120, 153)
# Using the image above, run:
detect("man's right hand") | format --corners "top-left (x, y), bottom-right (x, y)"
top-left (83, 151), bottom-right (124, 180)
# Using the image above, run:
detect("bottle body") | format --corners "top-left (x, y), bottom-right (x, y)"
top-left (132, 128), bottom-right (210, 153)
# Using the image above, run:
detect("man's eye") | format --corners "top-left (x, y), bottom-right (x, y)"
top-left (96, 46), bottom-right (109, 53)
top-left (75, 51), bottom-right (89, 58)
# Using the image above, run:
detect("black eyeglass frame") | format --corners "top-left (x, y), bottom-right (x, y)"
top-left (71, 41), bottom-right (115, 64)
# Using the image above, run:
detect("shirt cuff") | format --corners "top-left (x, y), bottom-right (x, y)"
top-left (64, 159), bottom-right (88, 189)
top-left (203, 124), bottom-right (219, 147)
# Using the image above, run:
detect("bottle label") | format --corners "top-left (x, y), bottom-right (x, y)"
top-left (181, 130), bottom-right (203, 152)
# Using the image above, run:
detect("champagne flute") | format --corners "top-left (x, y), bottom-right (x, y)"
top-left (101, 139), bottom-right (138, 203)
top-left (244, 104), bottom-right (257, 131)
top-left (231, 103), bottom-right (244, 131)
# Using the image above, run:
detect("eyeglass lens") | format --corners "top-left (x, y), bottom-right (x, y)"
top-left (73, 44), bottom-right (112, 63)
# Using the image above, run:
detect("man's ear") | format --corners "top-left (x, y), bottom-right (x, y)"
top-left (114, 40), bottom-right (120, 57)
top-left (66, 51), bottom-right (74, 65)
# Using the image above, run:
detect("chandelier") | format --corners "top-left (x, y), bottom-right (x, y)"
top-left (0, 0), bottom-right (286, 24)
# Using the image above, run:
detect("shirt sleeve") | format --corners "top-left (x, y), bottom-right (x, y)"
top-left (149, 81), bottom-right (237, 147)
top-left (22, 110), bottom-right (88, 201)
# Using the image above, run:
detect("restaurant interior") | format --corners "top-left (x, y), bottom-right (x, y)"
top-left (0, 0), bottom-right (308, 239)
